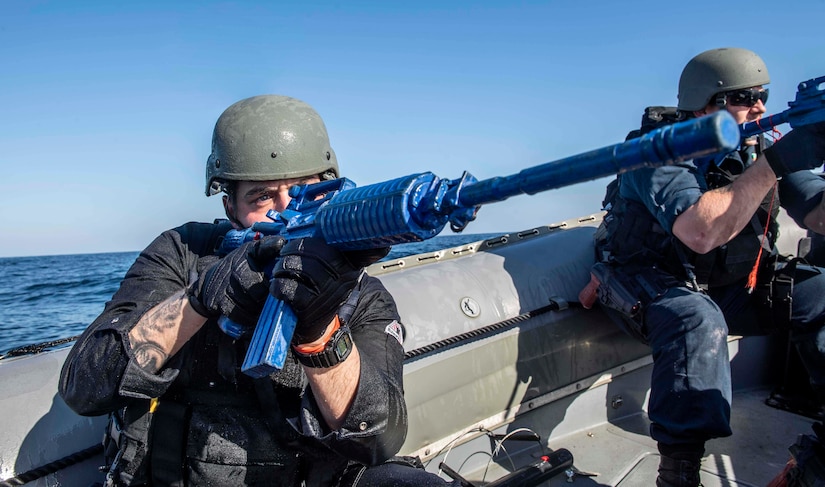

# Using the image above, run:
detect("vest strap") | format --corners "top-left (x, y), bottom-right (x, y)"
top-left (150, 399), bottom-right (190, 487)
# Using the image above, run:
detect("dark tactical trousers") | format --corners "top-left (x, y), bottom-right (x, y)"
top-left (619, 264), bottom-right (825, 446)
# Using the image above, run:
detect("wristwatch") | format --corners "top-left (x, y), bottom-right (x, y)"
top-left (293, 325), bottom-right (353, 368)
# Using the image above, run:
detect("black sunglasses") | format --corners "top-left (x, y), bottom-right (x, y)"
top-left (726, 88), bottom-right (769, 107)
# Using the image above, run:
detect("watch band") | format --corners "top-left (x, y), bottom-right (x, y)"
top-left (293, 325), bottom-right (353, 368)
top-left (293, 316), bottom-right (342, 355)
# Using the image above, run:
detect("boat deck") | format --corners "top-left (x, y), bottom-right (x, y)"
top-left (552, 387), bottom-right (813, 486)
top-left (418, 334), bottom-right (818, 487)
top-left (425, 387), bottom-right (815, 487)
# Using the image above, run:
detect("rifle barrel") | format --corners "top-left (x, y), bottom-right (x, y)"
top-left (457, 111), bottom-right (739, 208)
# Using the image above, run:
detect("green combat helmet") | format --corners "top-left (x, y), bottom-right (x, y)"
top-left (206, 95), bottom-right (339, 196)
top-left (677, 47), bottom-right (770, 112)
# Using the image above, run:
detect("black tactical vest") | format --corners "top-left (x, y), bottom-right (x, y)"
top-left (105, 220), bottom-right (313, 486)
top-left (599, 109), bottom-right (780, 288)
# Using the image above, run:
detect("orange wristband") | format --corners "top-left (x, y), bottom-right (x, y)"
top-left (293, 316), bottom-right (340, 354)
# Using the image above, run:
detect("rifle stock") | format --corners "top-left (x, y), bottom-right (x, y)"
top-left (219, 111), bottom-right (739, 378)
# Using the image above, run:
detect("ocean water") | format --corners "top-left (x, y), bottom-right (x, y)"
top-left (0, 234), bottom-right (499, 356)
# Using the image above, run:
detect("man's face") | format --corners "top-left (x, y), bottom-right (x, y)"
top-left (723, 86), bottom-right (768, 124)
top-left (223, 176), bottom-right (322, 229)
top-left (701, 86), bottom-right (768, 125)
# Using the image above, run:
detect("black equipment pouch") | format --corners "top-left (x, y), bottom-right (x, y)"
top-left (103, 399), bottom-right (193, 487)
top-left (150, 399), bottom-right (191, 487)
top-left (625, 106), bottom-right (683, 141)
top-left (753, 256), bottom-right (798, 334)
top-left (592, 263), bottom-right (683, 344)
top-left (104, 403), bottom-right (153, 486)
top-left (592, 263), bottom-right (643, 319)
top-left (102, 412), bottom-right (125, 487)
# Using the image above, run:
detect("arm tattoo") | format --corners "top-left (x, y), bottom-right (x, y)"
top-left (132, 342), bottom-right (167, 373)
top-left (143, 291), bottom-right (186, 333)
top-left (131, 291), bottom-right (188, 372)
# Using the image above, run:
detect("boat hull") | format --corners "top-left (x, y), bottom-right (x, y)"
top-left (0, 212), bottom-right (814, 486)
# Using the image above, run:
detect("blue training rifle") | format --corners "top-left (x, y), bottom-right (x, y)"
top-left (740, 75), bottom-right (825, 138)
top-left (218, 110), bottom-right (740, 378)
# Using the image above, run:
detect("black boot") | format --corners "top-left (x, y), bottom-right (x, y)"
top-left (656, 442), bottom-right (704, 487)
top-left (656, 454), bottom-right (702, 487)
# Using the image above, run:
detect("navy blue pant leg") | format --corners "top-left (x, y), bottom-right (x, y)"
top-left (643, 286), bottom-right (733, 446)
top-left (635, 264), bottom-right (825, 447)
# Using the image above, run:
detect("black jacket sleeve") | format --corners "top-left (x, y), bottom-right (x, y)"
top-left (58, 222), bottom-right (217, 416)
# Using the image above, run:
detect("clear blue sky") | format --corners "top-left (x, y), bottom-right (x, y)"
top-left (2, 1), bottom-right (824, 257)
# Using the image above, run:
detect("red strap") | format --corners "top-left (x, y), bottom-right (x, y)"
top-left (746, 182), bottom-right (778, 293)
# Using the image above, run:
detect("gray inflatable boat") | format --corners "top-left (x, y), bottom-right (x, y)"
top-left (0, 211), bottom-right (818, 486)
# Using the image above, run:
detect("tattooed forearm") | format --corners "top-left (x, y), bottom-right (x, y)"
top-left (142, 291), bottom-right (187, 334)
top-left (128, 290), bottom-right (206, 373)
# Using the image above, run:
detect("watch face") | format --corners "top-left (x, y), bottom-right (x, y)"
top-left (335, 332), bottom-right (353, 359)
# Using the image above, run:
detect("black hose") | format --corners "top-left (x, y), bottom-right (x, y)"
top-left (0, 443), bottom-right (103, 487)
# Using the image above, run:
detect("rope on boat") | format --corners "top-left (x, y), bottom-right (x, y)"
top-left (0, 443), bottom-right (103, 486)
top-left (404, 299), bottom-right (581, 362)
top-left (0, 301), bottom-right (577, 483)
top-left (0, 336), bottom-right (79, 360)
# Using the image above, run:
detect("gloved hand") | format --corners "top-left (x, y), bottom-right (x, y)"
top-left (269, 237), bottom-right (389, 345)
top-left (188, 236), bottom-right (286, 327)
top-left (764, 121), bottom-right (825, 177)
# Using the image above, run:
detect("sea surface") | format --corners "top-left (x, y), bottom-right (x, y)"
top-left (0, 234), bottom-right (499, 357)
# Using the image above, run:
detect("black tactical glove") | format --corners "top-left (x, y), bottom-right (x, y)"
top-left (269, 237), bottom-right (389, 345)
top-left (763, 121), bottom-right (825, 177)
top-left (188, 236), bottom-right (286, 327)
